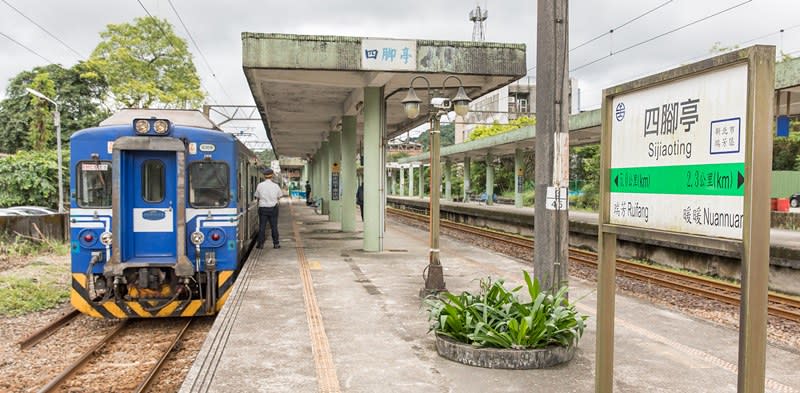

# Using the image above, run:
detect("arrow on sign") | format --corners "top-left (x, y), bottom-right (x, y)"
top-left (738, 172), bottom-right (744, 189)
top-left (614, 175), bottom-right (619, 187)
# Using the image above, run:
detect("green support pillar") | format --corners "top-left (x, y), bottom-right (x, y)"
top-left (312, 155), bottom-right (319, 205)
top-left (444, 159), bottom-right (452, 201)
top-left (363, 87), bottom-right (384, 251)
top-left (408, 165), bottom-right (414, 197)
top-left (329, 130), bottom-right (342, 223)
top-left (321, 140), bottom-right (330, 215)
top-left (400, 167), bottom-right (406, 196)
top-left (514, 148), bottom-right (524, 208)
top-left (463, 157), bottom-right (471, 202)
top-left (341, 116), bottom-right (357, 232)
top-left (486, 152), bottom-right (494, 206)
top-left (418, 164), bottom-right (424, 198)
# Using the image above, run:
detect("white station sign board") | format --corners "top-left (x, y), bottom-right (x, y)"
top-left (610, 63), bottom-right (747, 239)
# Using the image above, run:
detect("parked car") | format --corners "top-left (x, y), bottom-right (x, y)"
top-left (791, 194), bottom-right (800, 208)
top-left (5, 206), bottom-right (58, 215)
top-left (0, 209), bottom-right (23, 216)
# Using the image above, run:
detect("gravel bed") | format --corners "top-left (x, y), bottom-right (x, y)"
top-left (389, 212), bottom-right (800, 352)
top-left (0, 253), bottom-right (214, 392)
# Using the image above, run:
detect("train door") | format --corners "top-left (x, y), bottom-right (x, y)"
top-left (122, 151), bottom-right (177, 262)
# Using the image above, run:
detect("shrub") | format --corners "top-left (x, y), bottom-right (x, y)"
top-left (426, 271), bottom-right (587, 349)
top-left (0, 149), bottom-right (68, 208)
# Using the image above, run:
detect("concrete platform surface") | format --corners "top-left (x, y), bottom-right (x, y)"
top-left (180, 199), bottom-right (800, 393)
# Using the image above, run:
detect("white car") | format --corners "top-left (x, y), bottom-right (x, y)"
top-left (6, 206), bottom-right (58, 215)
top-left (0, 209), bottom-right (23, 216)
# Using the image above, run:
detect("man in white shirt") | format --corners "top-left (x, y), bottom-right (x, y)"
top-left (254, 168), bottom-right (284, 249)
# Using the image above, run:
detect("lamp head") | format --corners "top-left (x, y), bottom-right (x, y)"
top-left (452, 86), bottom-right (471, 117)
top-left (401, 87), bottom-right (422, 119)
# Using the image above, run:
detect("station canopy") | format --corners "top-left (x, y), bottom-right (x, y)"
top-left (242, 33), bottom-right (527, 158)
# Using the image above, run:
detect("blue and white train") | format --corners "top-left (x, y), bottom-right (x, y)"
top-left (69, 109), bottom-right (260, 318)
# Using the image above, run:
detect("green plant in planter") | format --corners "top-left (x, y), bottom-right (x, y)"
top-left (426, 271), bottom-right (588, 349)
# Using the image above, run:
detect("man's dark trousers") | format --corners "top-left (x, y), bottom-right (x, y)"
top-left (258, 206), bottom-right (279, 247)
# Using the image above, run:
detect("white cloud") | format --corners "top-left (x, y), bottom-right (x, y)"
top-left (1, 0), bottom-right (797, 142)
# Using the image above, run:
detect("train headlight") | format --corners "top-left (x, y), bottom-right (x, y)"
top-left (191, 231), bottom-right (205, 245)
top-left (134, 120), bottom-right (150, 135)
top-left (100, 231), bottom-right (113, 246)
top-left (153, 120), bottom-right (169, 134)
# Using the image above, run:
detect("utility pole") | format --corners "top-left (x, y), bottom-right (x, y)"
top-left (534, 0), bottom-right (569, 292)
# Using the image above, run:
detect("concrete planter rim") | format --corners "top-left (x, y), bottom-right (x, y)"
top-left (434, 333), bottom-right (576, 369)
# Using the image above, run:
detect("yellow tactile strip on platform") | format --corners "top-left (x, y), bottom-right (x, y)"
top-left (290, 202), bottom-right (342, 393)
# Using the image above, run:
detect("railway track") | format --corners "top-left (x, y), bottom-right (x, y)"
top-left (387, 207), bottom-right (800, 323)
top-left (36, 318), bottom-right (194, 393)
top-left (17, 309), bottom-right (82, 350)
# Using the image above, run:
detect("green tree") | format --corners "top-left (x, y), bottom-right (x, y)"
top-left (570, 144), bottom-right (600, 210)
top-left (387, 151), bottom-right (410, 162)
top-left (0, 63), bottom-right (109, 153)
top-left (86, 16), bottom-right (204, 109)
top-left (255, 148), bottom-right (276, 165)
top-left (417, 122), bottom-right (455, 151)
top-left (27, 72), bottom-right (56, 151)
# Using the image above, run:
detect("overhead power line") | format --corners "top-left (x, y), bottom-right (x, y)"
top-left (134, 0), bottom-right (219, 106)
top-left (1, 0), bottom-right (85, 61)
top-left (527, 0), bottom-right (674, 74)
top-left (166, 0), bottom-right (234, 103)
top-left (570, 0), bottom-right (674, 53)
top-left (571, 0), bottom-right (753, 73)
top-left (0, 30), bottom-right (55, 64)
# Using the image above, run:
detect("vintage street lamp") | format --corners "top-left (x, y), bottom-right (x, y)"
top-left (26, 87), bottom-right (63, 213)
top-left (402, 75), bottom-right (471, 296)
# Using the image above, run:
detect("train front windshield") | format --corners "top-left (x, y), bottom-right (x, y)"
top-left (77, 161), bottom-right (112, 207)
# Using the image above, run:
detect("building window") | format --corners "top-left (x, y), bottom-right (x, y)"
top-left (519, 98), bottom-right (528, 113)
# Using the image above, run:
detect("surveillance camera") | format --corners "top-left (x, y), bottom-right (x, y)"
top-left (430, 97), bottom-right (451, 110)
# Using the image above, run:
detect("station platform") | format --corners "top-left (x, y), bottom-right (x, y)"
top-left (180, 199), bottom-right (800, 393)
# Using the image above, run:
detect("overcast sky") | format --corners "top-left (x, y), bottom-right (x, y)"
top-left (2, 0), bottom-right (799, 144)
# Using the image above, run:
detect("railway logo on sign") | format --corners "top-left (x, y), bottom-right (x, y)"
top-left (615, 102), bottom-right (626, 122)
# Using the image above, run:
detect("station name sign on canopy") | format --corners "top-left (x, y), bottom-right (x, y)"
top-left (361, 39), bottom-right (416, 71)
top-left (609, 64), bottom-right (747, 239)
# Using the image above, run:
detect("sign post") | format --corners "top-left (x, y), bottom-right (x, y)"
top-left (596, 46), bottom-right (774, 392)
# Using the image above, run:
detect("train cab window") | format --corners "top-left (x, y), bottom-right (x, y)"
top-left (189, 162), bottom-right (229, 207)
top-left (77, 161), bottom-right (112, 208)
top-left (141, 160), bottom-right (165, 203)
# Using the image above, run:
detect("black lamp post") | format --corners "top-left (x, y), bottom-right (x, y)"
top-left (402, 75), bottom-right (471, 296)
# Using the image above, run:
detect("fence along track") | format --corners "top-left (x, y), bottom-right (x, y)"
top-left (386, 207), bottom-right (800, 323)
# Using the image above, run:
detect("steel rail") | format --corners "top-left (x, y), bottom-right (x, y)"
top-left (37, 320), bottom-right (129, 393)
top-left (134, 318), bottom-right (194, 393)
top-left (387, 207), bottom-right (800, 323)
top-left (18, 309), bottom-right (81, 350)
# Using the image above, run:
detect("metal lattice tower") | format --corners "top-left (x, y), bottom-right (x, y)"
top-left (470, 3), bottom-right (488, 42)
